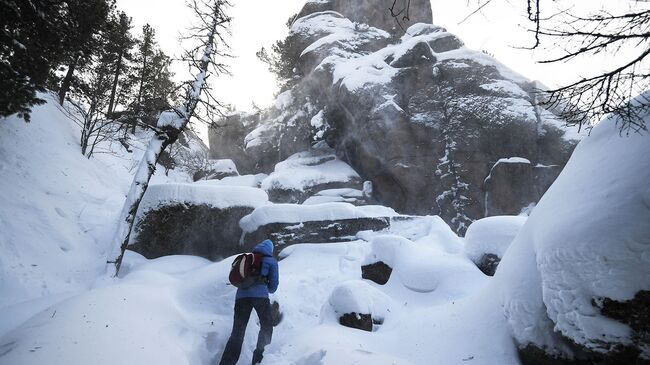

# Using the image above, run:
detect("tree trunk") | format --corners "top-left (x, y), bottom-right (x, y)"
top-left (58, 58), bottom-right (78, 105)
top-left (107, 12), bottom-right (220, 276)
top-left (107, 51), bottom-right (124, 115)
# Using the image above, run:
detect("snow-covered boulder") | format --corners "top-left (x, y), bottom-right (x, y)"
top-left (362, 233), bottom-right (481, 296)
top-left (322, 280), bottom-right (392, 331)
top-left (494, 101), bottom-right (650, 363)
top-left (130, 184), bottom-right (269, 260)
top-left (261, 148), bottom-right (363, 204)
top-left (239, 203), bottom-right (396, 247)
top-left (464, 215), bottom-right (527, 276)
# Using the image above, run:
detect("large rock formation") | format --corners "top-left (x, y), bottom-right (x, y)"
top-left (209, 0), bottom-right (580, 233)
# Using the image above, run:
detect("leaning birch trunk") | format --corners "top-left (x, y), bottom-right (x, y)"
top-left (106, 23), bottom-right (218, 277)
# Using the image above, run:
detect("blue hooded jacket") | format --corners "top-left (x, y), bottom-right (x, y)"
top-left (236, 239), bottom-right (279, 300)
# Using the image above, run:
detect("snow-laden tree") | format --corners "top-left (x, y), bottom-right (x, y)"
top-left (106, 0), bottom-right (232, 276)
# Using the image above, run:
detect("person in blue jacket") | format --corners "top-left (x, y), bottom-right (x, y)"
top-left (219, 239), bottom-right (279, 365)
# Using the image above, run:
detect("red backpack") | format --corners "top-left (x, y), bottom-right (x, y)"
top-left (229, 252), bottom-right (264, 288)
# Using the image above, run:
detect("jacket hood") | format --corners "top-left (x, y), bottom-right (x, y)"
top-left (253, 239), bottom-right (274, 256)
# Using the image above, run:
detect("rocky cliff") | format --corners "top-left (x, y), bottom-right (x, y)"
top-left (209, 0), bottom-right (580, 233)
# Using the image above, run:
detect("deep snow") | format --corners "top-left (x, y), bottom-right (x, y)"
top-left (0, 95), bottom-right (521, 365)
top-left (1, 88), bottom-right (648, 364)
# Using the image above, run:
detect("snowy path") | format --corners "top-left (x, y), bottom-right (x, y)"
top-left (0, 232), bottom-right (520, 365)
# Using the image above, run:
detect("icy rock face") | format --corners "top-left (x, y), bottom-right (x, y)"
top-left (494, 105), bottom-right (650, 363)
top-left (209, 4), bottom-right (579, 233)
top-left (129, 184), bottom-right (269, 260)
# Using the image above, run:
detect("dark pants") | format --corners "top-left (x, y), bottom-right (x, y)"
top-left (219, 297), bottom-right (273, 365)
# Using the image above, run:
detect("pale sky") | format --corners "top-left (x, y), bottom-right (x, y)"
top-left (116, 0), bottom-right (641, 142)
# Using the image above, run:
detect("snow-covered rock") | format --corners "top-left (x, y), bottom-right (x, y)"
top-left (302, 188), bottom-right (366, 205)
top-left (322, 280), bottom-right (392, 331)
top-left (129, 184), bottom-right (269, 260)
top-left (463, 215), bottom-right (527, 275)
top-left (362, 233), bottom-right (482, 297)
top-left (494, 96), bottom-right (650, 362)
top-left (261, 148), bottom-right (363, 203)
top-left (240, 203), bottom-right (396, 247)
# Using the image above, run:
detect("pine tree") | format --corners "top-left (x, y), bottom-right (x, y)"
top-left (256, 14), bottom-right (302, 91)
top-left (68, 9), bottom-right (133, 158)
top-left (0, 0), bottom-right (69, 121)
top-left (128, 24), bottom-right (177, 129)
top-left (55, 0), bottom-right (112, 106)
top-left (105, 11), bottom-right (136, 116)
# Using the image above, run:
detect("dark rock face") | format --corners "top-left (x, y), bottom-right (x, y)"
top-left (361, 261), bottom-right (393, 284)
top-left (129, 205), bottom-right (255, 260)
top-left (389, 41), bottom-right (436, 68)
top-left (484, 161), bottom-right (563, 216)
top-left (208, 113), bottom-right (261, 174)
top-left (596, 290), bottom-right (650, 363)
top-left (242, 217), bottom-right (390, 249)
top-left (516, 291), bottom-right (650, 365)
top-left (517, 341), bottom-right (650, 365)
top-left (296, 0), bottom-right (433, 36)
top-left (427, 34), bottom-right (464, 52)
top-left (477, 253), bottom-right (500, 277)
top-left (339, 312), bottom-right (373, 332)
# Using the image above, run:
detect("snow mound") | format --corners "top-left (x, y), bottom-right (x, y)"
top-left (464, 215), bottom-right (527, 263)
top-left (261, 150), bottom-right (360, 192)
top-left (137, 184), bottom-right (269, 214)
top-left (494, 95), bottom-right (650, 356)
top-left (362, 234), bottom-right (484, 296)
top-left (239, 203), bottom-right (398, 233)
top-left (362, 234), bottom-right (412, 267)
top-left (322, 280), bottom-right (392, 321)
